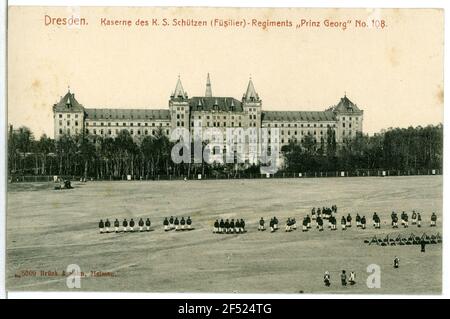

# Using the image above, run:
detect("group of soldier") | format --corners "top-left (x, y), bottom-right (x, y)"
top-left (390, 211), bottom-right (437, 228)
top-left (98, 218), bottom-right (151, 233)
top-left (213, 218), bottom-right (246, 234)
top-left (323, 270), bottom-right (357, 287)
top-left (163, 216), bottom-right (193, 231)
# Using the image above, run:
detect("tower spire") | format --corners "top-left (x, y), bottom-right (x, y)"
top-left (243, 77), bottom-right (259, 102)
top-left (205, 73), bottom-right (212, 97)
top-left (173, 75), bottom-right (187, 99)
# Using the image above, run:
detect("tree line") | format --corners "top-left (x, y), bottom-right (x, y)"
top-left (7, 124), bottom-right (443, 180)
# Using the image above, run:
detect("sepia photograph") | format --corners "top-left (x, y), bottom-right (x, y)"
top-left (5, 5), bottom-right (444, 295)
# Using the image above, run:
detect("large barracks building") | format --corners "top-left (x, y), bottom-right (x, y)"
top-left (53, 74), bottom-right (363, 162)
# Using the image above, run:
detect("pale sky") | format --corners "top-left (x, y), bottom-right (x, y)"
top-left (8, 7), bottom-right (444, 138)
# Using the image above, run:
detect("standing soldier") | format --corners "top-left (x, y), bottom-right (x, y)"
top-left (372, 212), bottom-right (378, 228)
top-left (163, 217), bottom-right (169, 231)
top-left (431, 212), bottom-right (437, 227)
top-left (346, 214), bottom-right (352, 228)
top-left (324, 271), bottom-right (331, 287)
top-left (180, 217), bottom-right (186, 230)
top-left (122, 218), bottom-right (128, 232)
top-left (400, 211), bottom-right (406, 227)
top-left (355, 213), bottom-right (361, 228)
top-left (240, 218), bottom-right (246, 233)
top-left (213, 219), bottom-right (219, 233)
top-left (292, 218), bottom-right (297, 230)
top-left (411, 210), bottom-right (417, 225)
top-left (417, 213), bottom-right (422, 228)
top-left (174, 217), bottom-right (180, 231)
top-left (403, 213), bottom-right (409, 228)
top-left (330, 216), bottom-right (336, 230)
top-left (129, 218), bottom-right (135, 232)
top-left (145, 218), bottom-right (151, 231)
top-left (420, 237), bottom-right (426, 253)
top-left (285, 218), bottom-right (291, 232)
top-left (341, 270), bottom-right (347, 286)
top-left (259, 217), bottom-right (265, 231)
top-left (273, 216), bottom-right (279, 230)
top-left (317, 216), bottom-right (324, 231)
top-left (311, 207), bottom-right (316, 221)
top-left (169, 216), bottom-right (174, 230)
top-left (392, 213), bottom-right (398, 229)
top-left (341, 216), bottom-right (346, 230)
top-left (361, 215), bottom-right (367, 229)
top-left (138, 218), bottom-right (144, 232)
top-left (393, 256), bottom-right (400, 269)
top-left (114, 218), bottom-right (120, 233)
top-left (105, 219), bottom-right (111, 233)
top-left (99, 219), bottom-right (104, 234)
top-left (349, 271), bottom-right (356, 285)
top-left (219, 219), bottom-right (225, 234)
top-left (306, 214), bottom-right (311, 229)
top-left (186, 216), bottom-right (192, 230)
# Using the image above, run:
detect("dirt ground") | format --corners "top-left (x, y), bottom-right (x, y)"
top-left (6, 175), bottom-right (442, 294)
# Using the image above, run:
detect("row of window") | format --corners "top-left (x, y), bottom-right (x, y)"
top-left (85, 128), bottom-right (170, 136)
top-left (59, 120), bottom-right (79, 126)
top-left (58, 114), bottom-right (79, 119)
top-left (86, 122), bottom-right (170, 127)
top-left (266, 123), bottom-right (336, 128)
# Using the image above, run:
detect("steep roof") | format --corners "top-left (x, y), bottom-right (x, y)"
top-left (171, 77), bottom-right (188, 100)
top-left (189, 97), bottom-right (243, 112)
top-left (243, 78), bottom-right (260, 102)
top-left (85, 108), bottom-right (170, 121)
top-left (205, 73), bottom-right (212, 97)
top-left (262, 111), bottom-right (336, 122)
top-left (329, 95), bottom-right (362, 114)
top-left (53, 91), bottom-right (84, 112)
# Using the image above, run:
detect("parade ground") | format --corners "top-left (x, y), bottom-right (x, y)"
top-left (6, 175), bottom-right (443, 294)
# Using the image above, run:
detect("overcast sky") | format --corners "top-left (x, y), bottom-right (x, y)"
top-left (8, 7), bottom-right (443, 138)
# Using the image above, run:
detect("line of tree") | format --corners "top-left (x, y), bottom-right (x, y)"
top-left (7, 123), bottom-right (443, 180)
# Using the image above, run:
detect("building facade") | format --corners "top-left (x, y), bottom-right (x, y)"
top-left (53, 75), bottom-right (363, 164)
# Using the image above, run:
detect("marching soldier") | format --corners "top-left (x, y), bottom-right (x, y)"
top-left (273, 216), bottom-right (279, 230)
top-left (431, 212), bottom-right (437, 227)
top-left (186, 216), bottom-right (192, 230)
top-left (411, 210), bottom-right (417, 225)
top-left (105, 219), bottom-right (111, 233)
top-left (258, 217), bottom-right (266, 231)
top-left (219, 219), bottom-right (225, 233)
top-left (373, 212), bottom-right (380, 229)
top-left (317, 216), bottom-right (324, 231)
top-left (138, 218), bottom-right (144, 232)
top-left (292, 218), bottom-right (297, 230)
top-left (392, 212), bottom-right (398, 228)
top-left (324, 271), bottom-right (331, 287)
top-left (163, 217), bottom-right (169, 231)
top-left (269, 218), bottom-right (275, 233)
top-left (99, 219), bottom-right (104, 234)
top-left (129, 218), bottom-right (135, 232)
top-left (240, 219), bottom-right (246, 233)
top-left (417, 213), bottom-right (422, 227)
top-left (361, 215), bottom-right (367, 229)
top-left (393, 256), bottom-right (400, 269)
top-left (285, 218), bottom-right (291, 232)
top-left (180, 217), bottom-right (186, 230)
top-left (311, 207), bottom-right (316, 220)
top-left (341, 270), bottom-right (347, 286)
top-left (302, 217), bottom-right (308, 232)
top-left (213, 219), bottom-right (219, 233)
top-left (306, 215), bottom-right (311, 229)
top-left (341, 216), bottom-right (346, 230)
top-left (122, 218), bottom-right (128, 232)
top-left (230, 219), bottom-right (235, 234)
top-left (400, 211), bottom-right (406, 227)
top-left (355, 213), bottom-right (361, 228)
top-left (330, 215), bottom-right (336, 230)
top-left (235, 219), bottom-right (241, 233)
top-left (114, 218), bottom-right (120, 233)
top-left (145, 218), bottom-right (151, 231)
top-left (420, 237), bottom-right (426, 253)
top-left (224, 219), bottom-right (230, 234)
top-left (169, 216), bottom-right (174, 230)
top-left (174, 217), bottom-right (180, 231)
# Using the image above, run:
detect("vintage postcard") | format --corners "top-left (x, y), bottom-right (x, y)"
top-left (6, 6), bottom-right (443, 294)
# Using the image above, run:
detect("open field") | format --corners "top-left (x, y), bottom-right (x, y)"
top-left (6, 176), bottom-right (442, 294)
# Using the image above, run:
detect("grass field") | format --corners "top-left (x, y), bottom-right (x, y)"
top-left (6, 176), bottom-right (442, 294)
